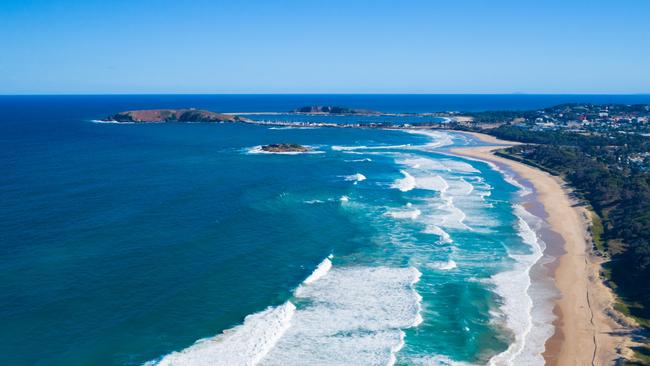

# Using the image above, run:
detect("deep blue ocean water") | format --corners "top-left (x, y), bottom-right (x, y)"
top-left (2, 95), bottom-right (649, 366)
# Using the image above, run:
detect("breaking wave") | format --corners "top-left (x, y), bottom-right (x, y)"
top-left (261, 266), bottom-right (422, 366)
top-left (344, 173), bottom-right (367, 182)
top-left (150, 302), bottom-right (296, 366)
top-left (392, 170), bottom-right (417, 192)
top-left (302, 256), bottom-right (333, 285)
top-left (489, 205), bottom-right (548, 366)
top-left (386, 207), bottom-right (422, 220)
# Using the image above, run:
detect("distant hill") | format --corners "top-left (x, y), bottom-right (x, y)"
top-left (105, 109), bottom-right (243, 123)
top-left (291, 106), bottom-right (380, 115)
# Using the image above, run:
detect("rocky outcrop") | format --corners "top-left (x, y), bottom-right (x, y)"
top-left (105, 109), bottom-right (244, 123)
top-left (261, 144), bottom-right (310, 153)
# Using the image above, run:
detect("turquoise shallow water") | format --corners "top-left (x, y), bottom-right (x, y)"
top-left (3, 95), bottom-right (649, 365)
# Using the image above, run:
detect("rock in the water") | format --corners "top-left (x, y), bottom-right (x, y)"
top-left (261, 143), bottom-right (310, 153)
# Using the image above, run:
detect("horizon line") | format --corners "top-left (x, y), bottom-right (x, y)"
top-left (2, 92), bottom-right (650, 96)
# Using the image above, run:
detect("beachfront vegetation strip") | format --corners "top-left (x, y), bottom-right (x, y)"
top-left (458, 105), bottom-right (650, 345)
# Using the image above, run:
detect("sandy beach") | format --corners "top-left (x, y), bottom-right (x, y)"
top-left (450, 133), bottom-right (632, 365)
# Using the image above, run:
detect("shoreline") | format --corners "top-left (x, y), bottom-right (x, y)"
top-left (449, 132), bottom-right (632, 365)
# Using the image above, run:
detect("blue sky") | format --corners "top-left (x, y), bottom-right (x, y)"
top-left (1, 0), bottom-right (649, 94)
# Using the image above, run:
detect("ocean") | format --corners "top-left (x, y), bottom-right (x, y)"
top-left (1, 94), bottom-right (649, 366)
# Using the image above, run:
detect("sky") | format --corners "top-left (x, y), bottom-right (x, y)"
top-left (1, 0), bottom-right (649, 94)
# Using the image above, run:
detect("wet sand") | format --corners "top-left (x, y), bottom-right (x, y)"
top-left (449, 133), bottom-right (632, 365)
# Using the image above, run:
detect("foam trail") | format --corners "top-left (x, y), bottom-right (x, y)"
top-left (392, 170), bottom-right (416, 192)
top-left (387, 332), bottom-right (406, 366)
top-left (394, 156), bottom-right (472, 232)
top-left (415, 174), bottom-right (449, 192)
top-left (434, 196), bottom-right (471, 231)
top-left (423, 225), bottom-right (453, 243)
top-left (149, 255), bottom-right (336, 366)
top-left (440, 159), bottom-right (481, 173)
top-left (397, 156), bottom-right (480, 174)
top-left (344, 158), bottom-right (372, 162)
top-left (344, 173), bottom-right (367, 182)
top-left (427, 260), bottom-right (457, 271)
top-left (268, 126), bottom-right (319, 130)
top-left (150, 302), bottom-right (296, 366)
top-left (406, 355), bottom-right (476, 365)
top-left (473, 158), bottom-right (532, 198)
top-left (403, 130), bottom-right (454, 150)
top-left (260, 267), bottom-right (422, 366)
top-left (386, 208), bottom-right (422, 220)
top-left (90, 119), bottom-right (135, 124)
top-left (489, 205), bottom-right (546, 366)
top-left (331, 144), bottom-right (412, 151)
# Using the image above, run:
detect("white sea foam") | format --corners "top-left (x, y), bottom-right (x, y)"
top-left (303, 199), bottom-right (324, 204)
top-left (90, 119), bottom-right (135, 124)
top-left (387, 332), bottom-right (407, 366)
top-left (392, 157), bottom-right (476, 233)
top-left (440, 159), bottom-right (481, 174)
top-left (345, 158), bottom-right (372, 162)
top-left (447, 178), bottom-right (474, 196)
top-left (151, 302), bottom-right (296, 366)
top-left (331, 144), bottom-right (411, 152)
top-left (392, 170), bottom-right (416, 192)
top-left (406, 355), bottom-right (477, 365)
top-left (430, 196), bottom-right (471, 231)
top-left (344, 173), bottom-right (367, 182)
top-left (489, 205), bottom-right (548, 366)
top-left (386, 208), bottom-right (422, 220)
top-left (150, 256), bottom-right (341, 366)
top-left (415, 174), bottom-right (449, 192)
top-left (398, 156), bottom-right (480, 175)
top-left (473, 159), bottom-right (532, 198)
top-left (332, 131), bottom-right (453, 154)
top-left (331, 145), bottom-right (367, 151)
top-left (260, 266), bottom-right (422, 366)
top-left (302, 257), bottom-right (333, 285)
top-left (423, 225), bottom-right (453, 243)
top-left (504, 174), bottom-right (532, 197)
top-left (268, 126), bottom-right (319, 130)
top-left (339, 195), bottom-right (350, 202)
top-left (403, 130), bottom-right (454, 150)
top-left (427, 260), bottom-right (457, 271)
top-left (398, 157), bottom-right (449, 171)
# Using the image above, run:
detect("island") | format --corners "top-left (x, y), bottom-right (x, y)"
top-left (291, 105), bottom-right (380, 115)
top-left (261, 143), bottom-right (310, 153)
top-left (104, 109), bottom-right (245, 123)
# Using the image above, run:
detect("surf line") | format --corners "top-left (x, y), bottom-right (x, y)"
top-left (147, 256), bottom-right (334, 366)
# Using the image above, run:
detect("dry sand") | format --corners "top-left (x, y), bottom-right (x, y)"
top-left (450, 133), bottom-right (633, 365)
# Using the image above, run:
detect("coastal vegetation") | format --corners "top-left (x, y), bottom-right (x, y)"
top-left (488, 128), bottom-right (650, 308)
top-left (467, 118), bottom-right (650, 362)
